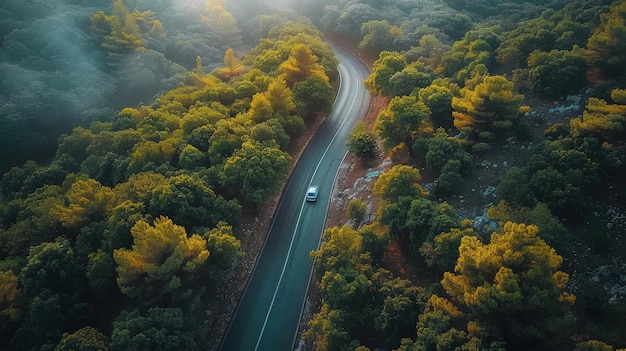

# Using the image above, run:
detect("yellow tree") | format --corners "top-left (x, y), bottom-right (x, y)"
top-left (248, 93), bottom-right (274, 124)
top-left (586, 1), bottom-right (626, 76)
top-left (440, 222), bottom-right (575, 348)
top-left (113, 216), bottom-right (209, 303)
top-left (52, 179), bottom-right (116, 228)
top-left (279, 44), bottom-right (329, 86)
top-left (264, 75), bottom-right (296, 118)
top-left (452, 75), bottom-right (524, 143)
top-left (91, 0), bottom-right (144, 54)
top-left (570, 90), bottom-right (626, 143)
top-left (215, 48), bottom-right (245, 81)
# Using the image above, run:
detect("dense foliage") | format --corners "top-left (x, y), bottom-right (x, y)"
top-left (2, 0), bottom-right (626, 350)
top-left (300, 0), bottom-right (626, 350)
top-left (0, 1), bottom-right (336, 349)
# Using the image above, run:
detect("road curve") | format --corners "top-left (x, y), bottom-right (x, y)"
top-left (219, 42), bottom-right (371, 351)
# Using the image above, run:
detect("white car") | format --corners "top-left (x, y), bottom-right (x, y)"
top-left (306, 185), bottom-right (319, 202)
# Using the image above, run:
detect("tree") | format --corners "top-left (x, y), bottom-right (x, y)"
top-left (55, 327), bottom-right (108, 351)
top-left (0, 270), bottom-right (21, 341)
top-left (203, 222), bottom-right (242, 284)
top-left (264, 75), bottom-right (296, 118)
top-left (573, 340), bottom-right (614, 351)
top-left (378, 196), bottom-right (457, 251)
top-left (452, 75), bottom-right (524, 143)
top-left (570, 94), bottom-right (626, 144)
top-left (202, 0), bottom-right (242, 47)
top-left (432, 226), bottom-right (477, 273)
top-left (586, 1), bottom-right (626, 77)
top-left (374, 95), bottom-right (433, 151)
top-left (292, 75), bottom-right (334, 119)
top-left (149, 174), bottom-right (240, 229)
top-left (13, 237), bottom-right (90, 351)
top-left (419, 127), bottom-right (472, 172)
top-left (113, 216), bottom-right (210, 304)
top-left (110, 307), bottom-right (196, 351)
top-left (52, 178), bottom-right (116, 229)
top-left (178, 144), bottom-right (206, 170)
top-left (214, 48), bottom-right (244, 81)
top-left (365, 51), bottom-right (407, 96)
top-left (248, 92), bottom-right (274, 124)
top-left (527, 48), bottom-right (588, 98)
top-left (278, 43), bottom-right (328, 86)
top-left (418, 83), bottom-right (455, 129)
top-left (436, 159), bottom-right (464, 195)
top-left (308, 224), bottom-right (429, 350)
top-left (348, 122), bottom-right (378, 159)
top-left (359, 20), bottom-right (394, 54)
top-left (221, 140), bottom-right (292, 209)
top-left (440, 222), bottom-right (576, 349)
top-left (346, 199), bottom-right (367, 224)
top-left (249, 119), bottom-right (290, 150)
top-left (372, 165), bottom-right (426, 203)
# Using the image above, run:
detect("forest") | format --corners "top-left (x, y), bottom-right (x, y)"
top-left (0, 0), bottom-right (625, 350)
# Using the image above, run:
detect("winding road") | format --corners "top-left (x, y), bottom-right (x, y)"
top-left (219, 42), bottom-right (371, 351)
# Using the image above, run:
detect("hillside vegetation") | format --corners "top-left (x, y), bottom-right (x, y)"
top-left (0, 0), bottom-right (625, 350)
top-left (300, 0), bottom-right (626, 350)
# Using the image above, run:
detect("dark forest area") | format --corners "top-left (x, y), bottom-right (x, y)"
top-left (1, 0), bottom-right (625, 350)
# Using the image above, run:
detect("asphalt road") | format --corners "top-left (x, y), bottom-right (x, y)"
top-left (219, 42), bottom-right (371, 351)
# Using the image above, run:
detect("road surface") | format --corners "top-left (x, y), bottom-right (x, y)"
top-left (219, 42), bottom-right (371, 351)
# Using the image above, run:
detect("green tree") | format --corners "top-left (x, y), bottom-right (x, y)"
top-left (365, 51), bottom-right (407, 96)
top-left (359, 20), bottom-right (394, 54)
top-left (110, 307), bottom-right (196, 351)
top-left (348, 122), bottom-right (378, 159)
top-left (436, 159), bottom-right (464, 195)
top-left (527, 48), bottom-right (588, 98)
top-left (432, 226), bottom-right (477, 273)
top-left (375, 95), bottom-right (433, 151)
top-left (379, 196), bottom-right (457, 251)
top-left (372, 165), bottom-right (426, 203)
top-left (418, 83), bottom-right (455, 129)
top-left (13, 237), bottom-right (90, 351)
top-left (249, 119), bottom-right (290, 150)
top-left (292, 75), bottom-right (334, 119)
top-left (418, 127), bottom-right (472, 172)
top-left (178, 144), bottom-right (206, 170)
top-left (203, 222), bottom-right (242, 285)
top-left (221, 140), bottom-right (292, 209)
top-left (149, 174), bottom-right (240, 229)
top-left (388, 61), bottom-right (434, 97)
